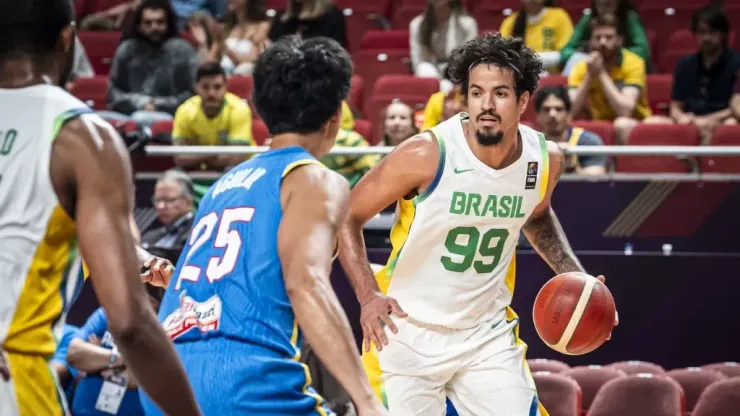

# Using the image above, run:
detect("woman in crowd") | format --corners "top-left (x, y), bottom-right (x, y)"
top-left (381, 100), bottom-right (419, 146)
top-left (269, 0), bottom-right (347, 48)
top-left (220, 0), bottom-right (272, 75)
top-left (410, 0), bottom-right (478, 84)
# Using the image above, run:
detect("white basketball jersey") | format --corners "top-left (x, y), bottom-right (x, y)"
top-left (0, 84), bottom-right (90, 355)
top-left (376, 113), bottom-right (550, 329)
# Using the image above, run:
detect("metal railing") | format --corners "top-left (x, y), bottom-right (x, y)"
top-left (145, 145), bottom-right (740, 157)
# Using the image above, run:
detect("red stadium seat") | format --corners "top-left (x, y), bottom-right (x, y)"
top-left (77, 31), bottom-right (122, 76)
top-left (528, 358), bottom-right (571, 374)
top-left (226, 76), bottom-right (253, 101)
top-left (352, 50), bottom-right (412, 113)
top-left (359, 30), bottom-right (410, 50)
top-left (638, 5), bottom-right (697, 52)
top-left (571, 121), bottom-right (616, 146)
top-left (533, 372), bottom-right (582, 416)
top-left (607, 361), bottom-right (666, 376)
top-left (251, 119), bottom-right (270, 145)
top-left (701, 126), bottom-right (740, 174)
top-left (587, 374), bottom-right (684, 416)
top-left (348, 75), bottom-right (365, 113)
top-left (664, 29), bottom-right (696, 53)
top-left (371, 75), bottom-right (438, 100)
top-left (70, 76), bottom-right (109, 110)
top-left (149, 120), bottom-right (173, 136)
top-left (337, 0), bottom-right (393, 52)
top-left (618, 124), bottom-right (700, 173)
top-left (658, 50), bottom-right (691, 74)
top-left (563, 366), bottom-right (626, 415)
top-left (667, 368), bottom-right (726, 414)
top-left (646, 74), bottom-right (672, 116)
top-left (353, 119), bottom-right (373, 140)
top-left (700, 362), bottom-right (740, 379)
top-left (90, 0), bottom-right (129, 14)
top-left (264, 0), bottom-right (286, 12)
top-left (472, 2), bottom-right (514, 33)
top-left (392, 5), bottom-right (424, 30)
top-left (646, 29), bottom-right (658, 62)
top-left (691, 378), bottom-right (740, 416)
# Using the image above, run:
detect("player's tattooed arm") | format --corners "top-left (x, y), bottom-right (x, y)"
top-left (522, 141), bottom-right (585, 275)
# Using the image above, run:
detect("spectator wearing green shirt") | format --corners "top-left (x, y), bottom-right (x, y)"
top-left (561, 0), bottom-right (650, 75)
top-left (320, 128), bottom-right (379, 188)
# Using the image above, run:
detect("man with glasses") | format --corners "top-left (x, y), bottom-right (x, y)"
top-left (141, 170), bottom-right (195, 264)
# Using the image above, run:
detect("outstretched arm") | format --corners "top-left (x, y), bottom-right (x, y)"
top-left (279, 164), bottom-right (381, 412)
top-left (522, 141), bottom-right (584, 274)
top-left (51, 114), bottom-right (200, 416)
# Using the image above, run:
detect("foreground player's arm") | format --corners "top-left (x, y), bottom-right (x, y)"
top-left (279, 165), bottom-right (378, 410)
top-left (52, 116), bottom-right (200, 415)
top-left (338, 134), bottom-right (438, 303)
top-left (522, 141), bottom-right (585, 274)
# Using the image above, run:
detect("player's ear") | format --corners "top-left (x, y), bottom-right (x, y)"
top-left (518, 91), bottom-right (530, 117)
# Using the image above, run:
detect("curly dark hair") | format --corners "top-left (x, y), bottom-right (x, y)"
top-left (252, 36), bottom-right (352, 135)
top-left (446, 33), bottom-right (543, 99)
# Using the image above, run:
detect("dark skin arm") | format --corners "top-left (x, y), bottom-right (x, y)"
top-left (337, 133), bottom-right (438, 351)
top-left (279, 164), bottom-right (385, 415)
top-left (50, 115), bottom-right (201, 415)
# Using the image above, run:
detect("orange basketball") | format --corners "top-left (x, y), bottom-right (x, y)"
top-left (533, 272), bottom-right (616, 355)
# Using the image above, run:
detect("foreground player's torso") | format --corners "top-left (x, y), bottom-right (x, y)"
top-left (383, 114), bottom-right (550, 329)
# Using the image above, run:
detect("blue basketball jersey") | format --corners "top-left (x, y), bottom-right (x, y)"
top-left (157, 146), bottom-right (318, 358)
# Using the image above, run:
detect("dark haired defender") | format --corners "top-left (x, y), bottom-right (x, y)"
top-left (0, 0), bottom-right (200, 415)
top-left (338, 33), bottom-right (616, 415)
top-left (141, 36), bottom-right (386, 416)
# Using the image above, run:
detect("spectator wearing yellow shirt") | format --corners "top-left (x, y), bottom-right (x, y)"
top-left (567, 15), bottom-right (651, 144)
top-left (172, 62), bottom-right (255, 170)
top-left (421, 85), bottom-right (464, 130)
top-left (499, 0), bottom-right (573, 73)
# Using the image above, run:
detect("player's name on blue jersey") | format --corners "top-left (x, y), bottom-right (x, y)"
top-left (211, 167), bottom-right (267, 198)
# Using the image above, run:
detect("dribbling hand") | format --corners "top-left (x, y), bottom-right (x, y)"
top-left (141, 256), bottom-right (174, 288)
top-left (360, 294), bottom-right (408, 352)
top-left (596, 275), bottom-right (619, 339)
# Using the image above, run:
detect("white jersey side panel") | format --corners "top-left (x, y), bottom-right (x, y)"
top-left (385, 114), bottom-right (549, 329)
top-left (0, 85), bottom-right (91, 350)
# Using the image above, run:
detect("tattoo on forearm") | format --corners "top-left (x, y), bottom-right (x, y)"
top-left (524, 208), bottom-right (584, 275)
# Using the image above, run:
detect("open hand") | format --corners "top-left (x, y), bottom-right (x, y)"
top-left (360, 294), bottom-right (407, 352)
top-left (596, 275), bottom-right (619, 339)
top-left (141, 256), bottom-right (174, 288)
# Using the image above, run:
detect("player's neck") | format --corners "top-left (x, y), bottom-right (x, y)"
top-left (464, 125), bottom-right (522, 170)
top-left (270, 133), bottom-right (326, 159)
top-left (0, 59), bottom-right (54, 89)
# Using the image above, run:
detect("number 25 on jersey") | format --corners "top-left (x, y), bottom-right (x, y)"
top-left (175, 207), bottom-right (255, 290)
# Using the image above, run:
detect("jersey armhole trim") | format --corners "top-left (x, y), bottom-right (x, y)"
top-left (282, 159), bottom-right (320, 178)
top-left (415, 131), bottom-right (445, 204)
top-left (537, 132), bottom-right (550, 203)
top-left (51, 108), bottom-right (95, 140)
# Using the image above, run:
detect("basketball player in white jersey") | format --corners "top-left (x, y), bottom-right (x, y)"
top-left (0, 0), bottom-right (200, 414)
top-left (338, 33), bottom-right (617, 415)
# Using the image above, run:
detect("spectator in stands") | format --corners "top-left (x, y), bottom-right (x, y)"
top-left (66, 38), bottom-right (95, 91)
top-left (171, 0), bottom-right (227, 30)
top-left (667, 7), bottom-right (739, 143)
top-left (188, 11), bottom-right (225, 64)
top-left (141, 170), bottom-right (195, 264)
top-left (421, 84), bottom-right (464, 130)
top-left (50, 324), bottom-right (81, 403)
top-left (269, 0), bottom-right (347, 49)
top-left (220, 0), bottom-right (271, 75)
top-left (499, 0), bottom-right (573, 73)
top-left (732, 70), bottom-right (740, 121)
top-left (568, 15), bottom-right (651, 144)
top-left (613, 7), bottom-right (740, 145)
top-left (560, 0), bottom-right (650, 75)
top-left (320, 128), bottom-right (379, 188)
top-left (410, 0), bottom-right (478, 84)
top-left (104, 0), bottom-right (197, 128)
top-left (172, 63), bottom-right (254, 170)
top-left (80, 0), bottom-right (140, 31)
top-left (535, 86), bottom-right (607, 175)
top-left (67, 285), bottom-right (165, 416)
top-left (382, 100), bottom-right (419, 146)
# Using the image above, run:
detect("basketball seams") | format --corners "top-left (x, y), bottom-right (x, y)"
top-left (551, 276), bottom-right (596, 354)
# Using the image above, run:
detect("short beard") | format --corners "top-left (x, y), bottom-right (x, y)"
top-left (475, 129), bottom-right (504, 146)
